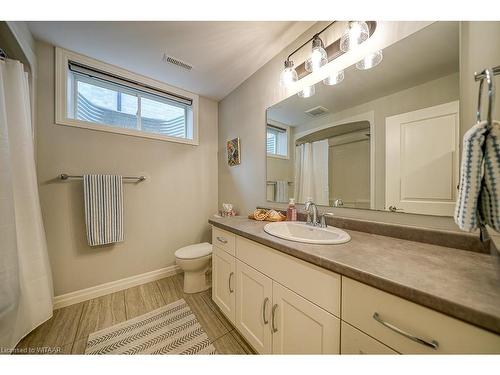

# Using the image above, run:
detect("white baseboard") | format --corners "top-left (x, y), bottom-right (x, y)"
top-left (53, 265), bottom-right (182, 310)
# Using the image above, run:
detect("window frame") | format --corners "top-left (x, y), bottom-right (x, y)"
top-left (266, 121), bottom-right (290, 159)
top-left (55, 47), bottom-right (199, 145)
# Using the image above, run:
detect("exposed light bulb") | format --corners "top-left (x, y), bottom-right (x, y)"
top-left (280, 60), bottom-right (298, 87)
top-left (356, 50), bottom-right (383, 70)
top-left (323, 70), bottom-right (345, 85)
top-left (297, 85), bottom-right (315, 98)
top-left (340, 21), bottom-right (369, 52)
top-left (305, 36), bottom-right (327, 73)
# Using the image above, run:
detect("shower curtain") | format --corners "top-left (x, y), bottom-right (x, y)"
top-left (0, 59), bottom-right (53, 352)
top-left (294, 140), bottom-right (329, 206)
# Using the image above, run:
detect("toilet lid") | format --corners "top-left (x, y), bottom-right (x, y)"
top-left (175, 242), bottom-right (212, 260)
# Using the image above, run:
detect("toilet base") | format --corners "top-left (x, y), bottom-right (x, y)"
top-left (182, 269), bottom-right (210, 294)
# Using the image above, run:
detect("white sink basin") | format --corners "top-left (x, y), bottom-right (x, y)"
top-left (263, 221), bottom-right (351, 245)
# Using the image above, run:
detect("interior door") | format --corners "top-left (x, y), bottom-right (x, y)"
top-left (235, 260), bottom-right (273, 354)
top-left (212, 246), bottom-right (236, 324)
top-left (385, 101), bottom-right (459, 216)
top-left (271, 281), bottom-right (340, 354)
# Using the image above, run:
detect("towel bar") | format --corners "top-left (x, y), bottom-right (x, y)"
top-left (59, 173), bottom-right (146, 182)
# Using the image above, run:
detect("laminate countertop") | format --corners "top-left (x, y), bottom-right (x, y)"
top-left (209, 216), bottom-right (500, 335)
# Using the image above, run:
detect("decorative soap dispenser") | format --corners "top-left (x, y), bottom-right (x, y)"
top-left (286, 198), bottom-right (297, 221)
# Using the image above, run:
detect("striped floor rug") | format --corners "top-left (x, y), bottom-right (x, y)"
top-left (85, 299), bottom-right (217, 354)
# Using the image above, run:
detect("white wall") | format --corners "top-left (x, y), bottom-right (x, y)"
top-left (35, 41), bottom-right (219, 296)
top-left (218, 21), bottom-right (468, 231)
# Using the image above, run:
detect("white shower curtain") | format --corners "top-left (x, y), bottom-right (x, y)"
top-left (0, 59), bottom-right (53, 352)
top-left (294, 140), bottom-right (329, 205)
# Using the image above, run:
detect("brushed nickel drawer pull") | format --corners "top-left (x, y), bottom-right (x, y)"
top-left (373, 312), bottom-right (439, 350)
top-left (228, 272), bottom-right (234, 293)
top-left (262, 297), bottom-right (270, 325)
top-left (216, 236), bottom-right (228, 244)
top-left (271, 304), bottom-right (279, 333)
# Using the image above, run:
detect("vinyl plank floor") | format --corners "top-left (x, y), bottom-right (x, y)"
top-left (124, 280), bottom-right (166, 319)
top-left (16, 302), bottom-right (84, 351)
top-left (212, 332), bottom-right (248, 354)
top-left (230, 329), bottom-right (256, 354)
top-left (14, 272), bottom-right (250, 355)
top-left (75, 291), bottom-right (126, 341)
top-left (200, 289), bottom-right (234, 331)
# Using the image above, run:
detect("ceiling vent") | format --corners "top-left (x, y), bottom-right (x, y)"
top-left (305, 106), bottom-right (329, 117)
top-left (162, 53), bottom-right (193, 71)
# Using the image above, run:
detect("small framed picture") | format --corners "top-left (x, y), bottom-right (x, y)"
top-left (227, 137), bottom-right (241, 166)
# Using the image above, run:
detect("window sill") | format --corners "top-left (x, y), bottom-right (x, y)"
top-left (55, 118), bottom-right (199, 146)
top-left (267, 153), bottom-right (289, 160)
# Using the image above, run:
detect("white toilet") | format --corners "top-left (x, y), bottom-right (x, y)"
top-left (175, 242), bottom-right (213, 293)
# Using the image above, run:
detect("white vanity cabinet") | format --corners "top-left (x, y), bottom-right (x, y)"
top-left (212, 227), bottom-right (341, 354)
top-left (235, 259), bottom-right (273, 353)
top-left (342, 277), bottom-right (500, 354)
top-left (211, 226), bottom-right (500, 354)
top-left (271, 281), bottom-right (340, 354)
top-left (212, 246), bottom-right (236, 324)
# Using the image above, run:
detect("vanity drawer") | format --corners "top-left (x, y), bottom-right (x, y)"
top-left (212, 227), bottom-right (236, 255)
top-left (236, 236), bottom-right (341, 317)
top-left (341, 321), bottom-right (397, 354)
top-left (342, 277), bottom-right (500, 354)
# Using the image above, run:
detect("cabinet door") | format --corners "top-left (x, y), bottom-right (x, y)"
top-left (212, 246), bottom-right (236, 324)
top-left (235, 260), bottom-right (273, 354)
top-left (272, 282), bottom-right (340, 354)
top-left (341, 321), bottom-right (397, 354)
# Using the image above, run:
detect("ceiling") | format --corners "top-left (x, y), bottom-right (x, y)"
top-left (268, 21), bottom-right (460, 126)
top-left (27, 21), bottom-right (315, 100)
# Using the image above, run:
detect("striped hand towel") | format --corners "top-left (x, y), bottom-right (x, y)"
top-left (83, 174), bottom-right (124, 246)
top-left (479, 121), bottom-right (500, 231)
top-left (455, 121), bottom-right (500, 232)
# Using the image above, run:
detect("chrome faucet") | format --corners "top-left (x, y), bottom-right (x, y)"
top-left (305, 200), bottom-right (326, 227)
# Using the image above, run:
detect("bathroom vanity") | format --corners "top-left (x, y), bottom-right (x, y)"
top-left (209, 216), bottom-right (500, 354)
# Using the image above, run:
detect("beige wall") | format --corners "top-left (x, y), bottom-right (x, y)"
top-left (218, 21), bottom-right (467, 231)
top-left (460, 21), bottom-right (500, 138)
top-left (35, 41), bottom-right (218, 296)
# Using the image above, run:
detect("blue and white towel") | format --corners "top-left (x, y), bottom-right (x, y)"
top-left (83, 174), bottom-right (124, 246)
top-left (455, 121), bottom-right (500, 232)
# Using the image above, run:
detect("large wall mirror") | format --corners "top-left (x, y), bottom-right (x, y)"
top-left (266, 21), bottom-right (460, 217)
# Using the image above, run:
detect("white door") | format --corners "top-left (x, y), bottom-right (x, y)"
top-left (385, 101), bottom-right (459, 216)
top-left (271, 282), bottom-right (340, 354)
top-left (235, 260), bottom-right (273, 354)
top-left (212, 246), bottom-right (236, 324)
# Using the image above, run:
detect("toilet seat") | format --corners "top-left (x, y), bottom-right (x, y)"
top-left (175, 242), bottom-right (212, 260)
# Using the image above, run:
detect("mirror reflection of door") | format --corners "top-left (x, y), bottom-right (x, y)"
top-left (385, 101), bottom-right (459, 216)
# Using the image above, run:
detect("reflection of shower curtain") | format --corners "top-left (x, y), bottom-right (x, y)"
top-left (294, 140), bottom-right (329, 205)
top-left (0, 59), bottom-right (53, 351)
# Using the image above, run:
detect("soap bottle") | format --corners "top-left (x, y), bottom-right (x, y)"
top-left (286, 198), bottom-right (297, 221)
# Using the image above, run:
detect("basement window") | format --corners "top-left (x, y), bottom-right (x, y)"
top-left (267, 124), bottom-right (288, 158)
top-left (56, 48), bottom-right (198, 145)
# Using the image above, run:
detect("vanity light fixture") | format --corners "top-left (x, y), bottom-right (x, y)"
top-left (279, 21), bottom-right (379, 98)
top-left (340, 21), bottom-right (370, 52)
top-left (280, 59), bottom-right (298, 87)
top-left (305, 35), bottom-right (328, 73)
top-left (297, 85), bottom-right (316, 98)
top-left (323, 70), bottom-right (345, 85)
top-left (356, 50), bottom-right (383, 70)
